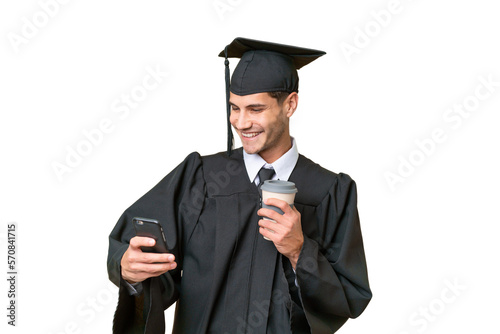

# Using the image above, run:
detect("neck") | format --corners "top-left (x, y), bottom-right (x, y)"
top-left (259, 135), bottom-right (292, 164)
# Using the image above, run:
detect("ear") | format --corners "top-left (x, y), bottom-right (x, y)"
top-left (284, 92), bottom-right (299, 118)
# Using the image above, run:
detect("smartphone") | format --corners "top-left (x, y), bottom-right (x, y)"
top-left (133, 217), bottom-right (169, 253)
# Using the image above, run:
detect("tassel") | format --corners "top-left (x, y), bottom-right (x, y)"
top-left (224, 46), bottom-right (233, 156)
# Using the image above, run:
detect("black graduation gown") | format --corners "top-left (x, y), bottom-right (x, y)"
top-left (107, 148), bottom-right (372, 334)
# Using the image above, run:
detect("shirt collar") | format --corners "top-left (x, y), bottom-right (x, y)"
top-left (243, 137), bottom-right (299, 183)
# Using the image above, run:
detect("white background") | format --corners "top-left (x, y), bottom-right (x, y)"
top-left (1, 0), bottom-right (499, 333)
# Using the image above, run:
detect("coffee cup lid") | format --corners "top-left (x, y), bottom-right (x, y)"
top-left (261, 180), bottom-right (298, 194)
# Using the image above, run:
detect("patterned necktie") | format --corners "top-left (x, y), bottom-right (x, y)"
top-left (258, 167), bottom-right (275, 188)
top-left (257, 167), bottom-right (275, 204)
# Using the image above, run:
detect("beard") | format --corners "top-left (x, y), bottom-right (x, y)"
top-left (249, 108), bottom-right (288, 156)
top-left (259, 116), bottom-right (286, 153)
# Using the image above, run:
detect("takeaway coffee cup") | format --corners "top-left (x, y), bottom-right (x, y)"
top-left (260, 180), bottom-right (298, 240)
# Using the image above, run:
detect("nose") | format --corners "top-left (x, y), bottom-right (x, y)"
top-left (233, 110), bottom-right (252, 130)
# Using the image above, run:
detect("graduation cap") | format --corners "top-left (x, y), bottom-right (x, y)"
top-left (219, 37), bottom-right (326, 156)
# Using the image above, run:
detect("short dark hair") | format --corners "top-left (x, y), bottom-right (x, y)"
top-left (267, 91), bottom-right (291, 105)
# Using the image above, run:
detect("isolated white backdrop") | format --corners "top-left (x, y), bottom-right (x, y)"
top-left (1, 0), bottom-right (499, 333)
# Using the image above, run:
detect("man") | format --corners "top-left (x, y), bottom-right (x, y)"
top-left (108, 37), bottom-right (372, 333)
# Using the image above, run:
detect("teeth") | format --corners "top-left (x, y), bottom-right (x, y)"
top-left (242, 132), bottom-right (260, 138)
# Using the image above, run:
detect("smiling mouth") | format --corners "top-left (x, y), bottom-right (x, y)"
top-left (241, 132), bottom-right (262, 138)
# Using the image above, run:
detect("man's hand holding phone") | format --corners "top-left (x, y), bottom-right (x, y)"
top-left (121, 236), bottom-right (177, 284)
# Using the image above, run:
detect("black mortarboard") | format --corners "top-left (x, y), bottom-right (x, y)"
top-left (219, 37), bottom-right (326, 155)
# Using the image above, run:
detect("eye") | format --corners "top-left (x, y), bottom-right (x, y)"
top-left (251, 109), bottom-right (263, 112)
top-left (231, 105), bottom-right (240, 111)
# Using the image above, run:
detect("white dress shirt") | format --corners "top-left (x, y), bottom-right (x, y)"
top-left (244, 137), bottom-right (299, 185)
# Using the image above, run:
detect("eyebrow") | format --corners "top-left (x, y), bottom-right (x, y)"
top-left (229, 101), bottom-right (267, 108)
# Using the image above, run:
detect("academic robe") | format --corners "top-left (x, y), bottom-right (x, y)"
top-left (107, 148), bottom-right (372, 334)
